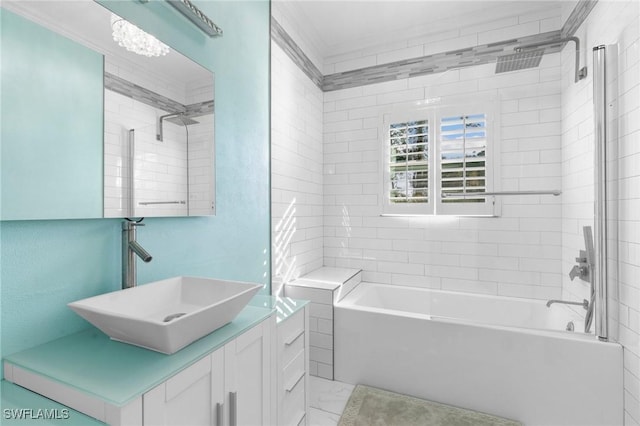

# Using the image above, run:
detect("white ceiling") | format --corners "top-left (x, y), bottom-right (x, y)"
top-left (275, 0), bottom-right (564, 60)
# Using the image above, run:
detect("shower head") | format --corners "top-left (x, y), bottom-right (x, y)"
top-left (495, 36), bottom-right (587, 82)
top-left (156, 112), bottom-right (199, 141)
top-left (495, 49), bottom-right (544, 73)
top-left (165, 115), bottom-right (199, 126)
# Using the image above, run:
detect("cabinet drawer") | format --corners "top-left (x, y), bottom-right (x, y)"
top-left (283, 349), bottom-right (305, 391)
top-left (278, 309), bottom-right (305, 367)
top-left (282, 375), bottom-right (305, 426)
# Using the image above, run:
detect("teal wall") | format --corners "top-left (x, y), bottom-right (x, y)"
top-left (1, 10), bottom-right (104, 220)
top-left (0, 0), bottom-right (270, 368)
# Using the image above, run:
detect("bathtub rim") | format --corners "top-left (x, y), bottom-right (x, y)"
top-left (336, 281), bottom-right (604, 344)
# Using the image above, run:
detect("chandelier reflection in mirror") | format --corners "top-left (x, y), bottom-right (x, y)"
top-left (110, 14), bottom-right (170, 57)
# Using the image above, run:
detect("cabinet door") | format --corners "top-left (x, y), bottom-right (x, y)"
top-left (143, 349), bottom-right (224, 426)
top-left (224, 319), bottom-right (274, 426)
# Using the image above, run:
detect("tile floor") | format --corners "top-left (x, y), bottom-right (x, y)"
top-left (308, 376), bottom-right (355, 426)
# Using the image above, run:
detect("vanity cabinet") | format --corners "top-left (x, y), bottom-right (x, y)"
top-left (142, 350), bottom-right (223, 426)
top-left (276, 306), bottom-right (309, 426)
top-left (142, 318), bottom-right (273, 426)
top-left (3, 301), bottom-right (308, 426)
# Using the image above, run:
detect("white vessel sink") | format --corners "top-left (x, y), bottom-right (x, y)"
top-left (68, 276), bottom-right (263, 354)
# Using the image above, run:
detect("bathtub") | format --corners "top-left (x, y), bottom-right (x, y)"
top-left (334, 282), bottom-right (623, 426)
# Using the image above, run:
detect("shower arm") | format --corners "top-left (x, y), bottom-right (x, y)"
top-left (156, 112), bottom-right (184, 142)
top-left (516, 36), bottom-right (587, 83)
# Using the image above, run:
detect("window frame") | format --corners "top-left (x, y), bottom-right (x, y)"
top-left (380, 97), bottom-right (500, 217)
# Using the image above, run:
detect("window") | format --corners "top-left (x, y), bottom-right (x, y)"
top-left (382, 100), bottom-right (498, 216)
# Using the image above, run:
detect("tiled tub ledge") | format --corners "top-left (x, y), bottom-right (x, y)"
top-left (284, 267), bottom-right (362, 380)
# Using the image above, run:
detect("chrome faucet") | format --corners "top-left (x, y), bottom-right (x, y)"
top-left (546, 299), bottom-right (589, 310)
top-left (122, 220), bottom-right (152, 289)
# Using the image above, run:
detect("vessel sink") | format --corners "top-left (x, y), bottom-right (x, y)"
top-left (68, 276), bottom-right (262, 354)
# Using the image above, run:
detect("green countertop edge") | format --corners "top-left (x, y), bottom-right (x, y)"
top-left (1, 381), bottom-right (105, 425)
top-left (2, 296), bottom-right (308, 409)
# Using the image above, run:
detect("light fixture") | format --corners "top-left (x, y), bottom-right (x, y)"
top-left (111, 13), bottom-right (170, 57)
top-left (167, 0), bottom-right (222, 37)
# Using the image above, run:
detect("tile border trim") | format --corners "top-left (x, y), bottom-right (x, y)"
top-left (104, 72), bottom-right (214, 118)
top-left (271, 0), bottom-right (597, 92)
top-left (270, 16), bottom-right (323, 88)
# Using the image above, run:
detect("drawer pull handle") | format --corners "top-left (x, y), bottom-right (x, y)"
top-left (229, 391), bottom-right (237, 426)
top-left (215, 402), bottom-right (223, 426)
top-left (286, 371), bottom-right (305, 393)
top-left (285, 329), bottom-right (304, 346)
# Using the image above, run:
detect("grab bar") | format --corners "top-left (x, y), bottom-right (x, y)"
top-left (138, 201), bottom-right (186, 205)
top-left (441, 190), bottom-right (561, 198)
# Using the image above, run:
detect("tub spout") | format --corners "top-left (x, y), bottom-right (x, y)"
top-left (546, 299), bottom-right (589, 310)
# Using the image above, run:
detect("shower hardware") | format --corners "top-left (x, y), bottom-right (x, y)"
top-left (441, 189), bottom-right (561, 198)
top-left (156, 112), bottom-right (198, 142)
top-left (569, 250), bottom-right (590, 282)
top-left (593, 46), bottom-right (608, 341)
top-left (548, 227), bottom-right (596, 334)
top-left (495, 49), bottom-right (545, 74)
top-left (546, 299), bottom-right (589, 310)
top-left (138, 201), bottom-right (186, 206)
top-left (496, 36), bottom-right (587, 83)
top-left (581, 226), bottom-right (597, 334)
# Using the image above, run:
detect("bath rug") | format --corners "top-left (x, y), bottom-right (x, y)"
top-left (338, 385), bottom-right (522, 426)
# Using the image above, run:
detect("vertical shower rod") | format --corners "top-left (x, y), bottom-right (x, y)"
top-left (593, 45), bottom-right (608, 342)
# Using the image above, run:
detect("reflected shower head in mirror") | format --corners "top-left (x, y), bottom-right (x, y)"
top-left (166, 115), bottom-right (199, 126)
top-left (156, 112), bottom-right (199, 141)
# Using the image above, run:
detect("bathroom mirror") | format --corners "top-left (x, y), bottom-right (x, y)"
top-left (1, 0), bottom-right (215, 219)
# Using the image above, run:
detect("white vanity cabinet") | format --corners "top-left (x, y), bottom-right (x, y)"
top-left (142, 318), bottom-right (274, 426)
top-left (276, 305), bottom-right (309, 426)
top-left (3, 301), bottom-right (309, 426)
top-left (142, 349), bottom-right (224, 426)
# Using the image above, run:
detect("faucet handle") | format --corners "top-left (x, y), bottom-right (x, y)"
top-left (122, 219), bottom-right (145, 230)
top-left (569, 265), bottom-right (581, 281)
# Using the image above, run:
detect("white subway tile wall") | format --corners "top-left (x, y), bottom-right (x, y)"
top-left (271, 3), bottom-right (640, 422)
top-left (271, 42), bottom-right (324, 291)
top-left (285, 284), bottom-right (335, 380)
top-left (104, 58), bottom-right (214, 218)
top-left (323, 50), bottom-right (563, 299)
top-left (186, 79), bottom-right (215, 216)
top-left (560, 1), bottom-right (640, 424)
top-left (104, 89), bottom-right (189, 217)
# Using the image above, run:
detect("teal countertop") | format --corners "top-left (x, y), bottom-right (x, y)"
top-left (1, 381), bottom-right (104, 425)
top-left (4, 305), bottom-right (273, 407)
top-left (3, 296), bottom-right (308, 409)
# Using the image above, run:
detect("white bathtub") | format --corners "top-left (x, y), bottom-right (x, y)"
top-left (334, 282), bottom-right (623, 426)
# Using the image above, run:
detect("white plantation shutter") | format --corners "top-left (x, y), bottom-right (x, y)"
top-left (388, 119), bottom-right (429, 203)
top-left (439, 113), bottom-right (488, 202)
top-left (382, 100), bottom-right (497, 216)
